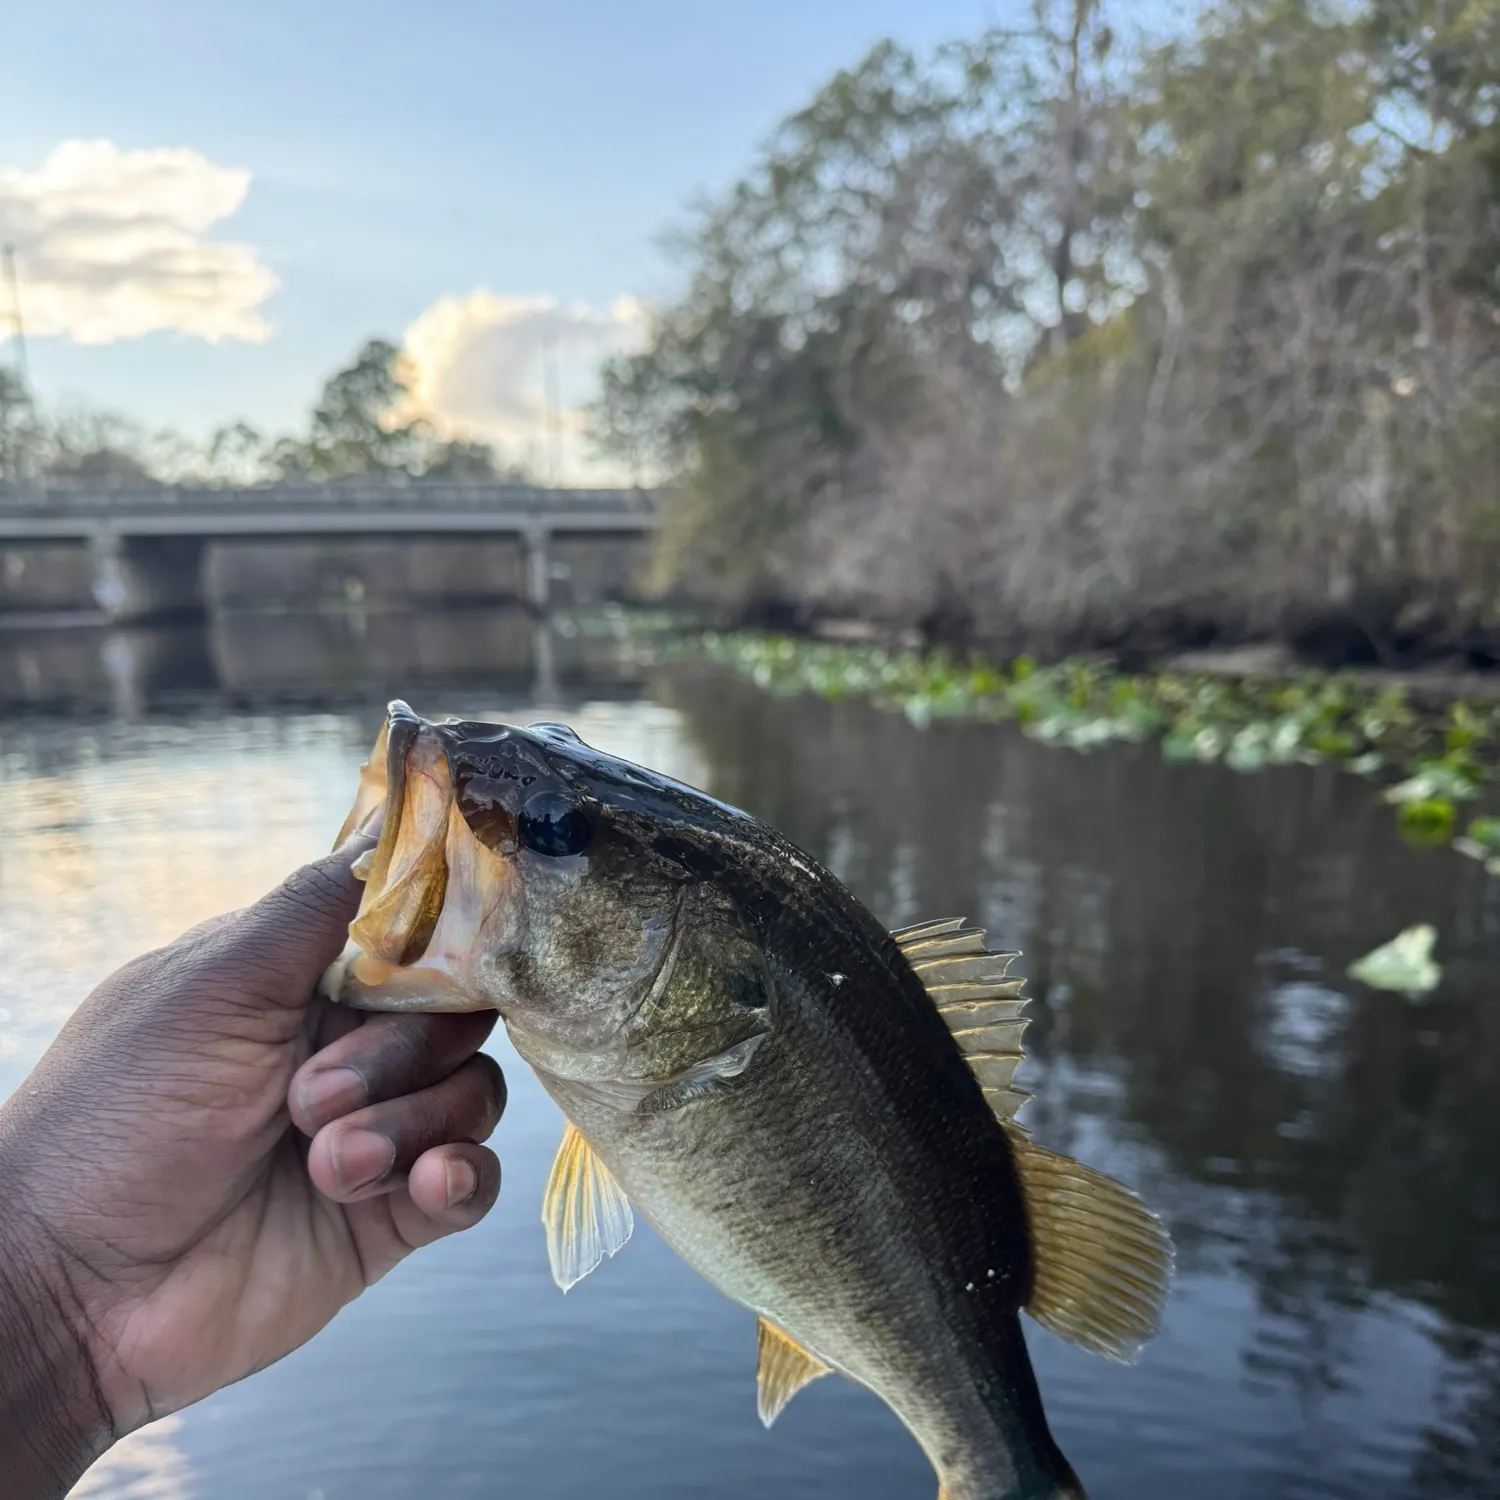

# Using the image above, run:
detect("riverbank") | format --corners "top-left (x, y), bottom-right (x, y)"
top-left (637, 625), bottom-right (1500, 872)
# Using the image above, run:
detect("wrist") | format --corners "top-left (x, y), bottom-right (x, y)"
top-left (0, 1197), bottom-right (117, 1498)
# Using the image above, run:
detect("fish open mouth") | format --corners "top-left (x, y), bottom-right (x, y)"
top-left (323, 701), bottom-right (525, 1012)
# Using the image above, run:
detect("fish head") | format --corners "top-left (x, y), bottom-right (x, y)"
top-left (327, 702), bottom-right (701, 1056)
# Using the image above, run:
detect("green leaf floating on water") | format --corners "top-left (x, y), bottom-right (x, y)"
top-left (1398, 797), bottom-right (1456, 845)
top-left (687, 632), bottom-right (1500, 860)
top-left (1462, 815), bottom-right (1500, 853)
top-left (1347, 924), bottom-right (1441, 998)
top-left (1384, 761), bottom-right (1480, 804)
top-left (1452, 816), bottom-right (1500, 873)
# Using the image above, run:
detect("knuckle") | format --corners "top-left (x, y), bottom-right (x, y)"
top-left (276, 855), bottom-right (357, 920)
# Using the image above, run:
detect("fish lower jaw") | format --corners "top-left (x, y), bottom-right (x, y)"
top-left (320, 942), bottom-right (496, 1013)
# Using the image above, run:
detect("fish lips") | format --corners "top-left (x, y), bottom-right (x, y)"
top-left (325, 704), bottom-right (536, 1012)
top-left (323, 705), bottom-right (616, 1016)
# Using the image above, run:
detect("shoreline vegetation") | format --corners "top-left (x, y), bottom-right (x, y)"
top-left (624, 615), bottom-right (1500, 873)
top-left (597, 0), bottom-right (1500, 674)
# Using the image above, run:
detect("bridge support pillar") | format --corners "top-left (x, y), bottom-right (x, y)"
top-left (531, 617), bottom-right (558, 701)
top-left (90, 533), bottom-right (208, 622)
top-left (522, 525), bottom-right (552, 611)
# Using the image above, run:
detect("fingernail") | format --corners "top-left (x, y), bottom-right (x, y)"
top-left (444, 1157), bottom-right (478, 1209)
top-left (331, 1127), bottom-right (396, 1194)
top-left (297, 1066), bottom-right (365, 1126)
top-left (356, 803), bottom-right (387, 838)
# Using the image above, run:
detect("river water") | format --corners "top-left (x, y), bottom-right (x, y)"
top-left (2, 609), bottom-right (1496, 1500)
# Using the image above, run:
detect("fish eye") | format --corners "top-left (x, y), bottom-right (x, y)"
top-left (529, 722), bottom-right (580, 741)
top-left (517, 790), bottom-right (593, 857)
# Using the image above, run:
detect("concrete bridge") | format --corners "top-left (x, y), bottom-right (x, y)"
top-left (0, 482), bottom-right (661, 620)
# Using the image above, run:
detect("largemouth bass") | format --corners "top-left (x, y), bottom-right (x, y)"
top-left (322, 702), bottom-right (1173, 1500)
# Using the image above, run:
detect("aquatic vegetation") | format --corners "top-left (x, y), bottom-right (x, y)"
top-left (684, 632), bottom-right (1500, 863)
top-left (1347, 925), bottom-right (1442, 999)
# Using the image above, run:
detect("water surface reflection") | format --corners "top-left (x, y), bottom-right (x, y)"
top-left (0, 617), bottom-right (1494, 1498)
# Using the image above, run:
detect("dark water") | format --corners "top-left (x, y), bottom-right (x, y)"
top-left (3, 610), bottom-right (1497, 1500)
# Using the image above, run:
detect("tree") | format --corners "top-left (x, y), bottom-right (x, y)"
top-left (596, 31), bottom-right (1089, 610)
top-left (43, 406), bottom-right (157, 484)
top-left (598, 1), bottom-right (1500, 662)
top-left (272, 338), bottom-right (499, 482)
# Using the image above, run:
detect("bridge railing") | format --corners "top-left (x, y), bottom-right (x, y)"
top-left (0, 482), bottom-right (663, 518)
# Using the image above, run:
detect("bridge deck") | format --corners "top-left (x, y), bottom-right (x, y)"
top-left (0, 484), bottom-right (661, 541)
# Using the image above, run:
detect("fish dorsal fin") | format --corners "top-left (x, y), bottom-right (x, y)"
top-left (756, 1317), bottom-right (831, 1428)
top-left (895, 919), bottom-right (1032, 1122)
top-left (542, 1122), bottom-right (634, 1292)
top-left (1001, 1120), bottom-right (1174, 1361)
top-left (897, 919), bottom-right (1174, 1358)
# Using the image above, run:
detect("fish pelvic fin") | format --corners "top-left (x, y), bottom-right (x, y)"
top-left (756, 1317), bottom-right (831, 1428)
top-left (896, 919), bottom-right (1174, 1361)
top-left (542, 1121), bottom-right (634, 1292)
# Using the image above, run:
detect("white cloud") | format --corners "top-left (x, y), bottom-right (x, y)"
top-left (399, 290), bottom-right (648, 482)
top-left (0, 139), bottom-right (277, 345)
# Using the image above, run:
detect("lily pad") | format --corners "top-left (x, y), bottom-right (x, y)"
top-left (1347, 924), bottom-right (1441, 998)
top-left (1397, 798), bottom-right (1456, 845)
top-left (1384, 762), bottom-right (1480, 805)
top-left (1464, 816), bottom-right (1500, 853)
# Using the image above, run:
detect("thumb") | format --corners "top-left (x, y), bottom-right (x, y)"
top-left (230, 813), bottom-right (382, 1007)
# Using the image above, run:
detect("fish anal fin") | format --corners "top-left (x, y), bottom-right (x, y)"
top-left (1002, 1121), bottom-right (1174, 1362)
top-left (756, 1317), bottom-right (831, 1428)
top-left (542, 1121), bottom-right (634, 1292)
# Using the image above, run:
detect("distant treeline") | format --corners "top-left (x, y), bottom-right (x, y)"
top-left (0, 340), bottom-right (506, 488)
top-left (596, 0), bottom-right (1500, 667)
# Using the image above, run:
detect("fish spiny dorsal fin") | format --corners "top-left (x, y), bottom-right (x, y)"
top-left (895, 919), bottom-right (1033, 1123)
top-left (756, 1317), bottom-right (831, 1428)
top-left (542, 1122), bottom-right (634, 1292)
top-left (889, 916), bottom-right (967, 943)
top-left (1001, 1120), bottom-right (1174, 1363)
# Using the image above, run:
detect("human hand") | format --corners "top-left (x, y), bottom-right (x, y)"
top-left (0, 825), bottom-right (506, 1497)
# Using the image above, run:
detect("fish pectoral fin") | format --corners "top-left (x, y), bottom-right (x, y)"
top-left (756, 1317), bottom-right (831, 1428)
top-left (1003, 1122), bottom-right (1174, 1363)
top-left (542, 1121), bottom-right (634, 1292)
top-left (635, 1032), bottom-right (768, 1115)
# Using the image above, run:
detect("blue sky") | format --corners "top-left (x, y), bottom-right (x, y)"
top-left (2, 0), bottom-right (1182, 473)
